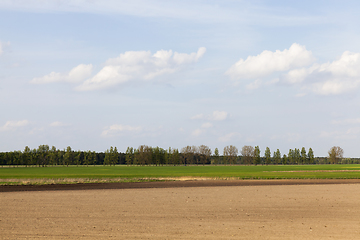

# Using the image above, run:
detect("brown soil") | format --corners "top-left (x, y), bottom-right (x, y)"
top-left (1, 180), bottom-right (360, 239)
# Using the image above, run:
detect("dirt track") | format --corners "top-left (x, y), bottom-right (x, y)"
top-left (1, 180), bottom-right (360, 239)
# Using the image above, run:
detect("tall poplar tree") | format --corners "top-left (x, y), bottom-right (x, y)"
top-left (213, 148), bottom-right (220, 165)
top-left (308, 148), bottom-right (314, 164)
top-left (273, 149), bottom-right (281, 165)
top-left (264, 147), bottom-right (271, 165)
top-left (300, 147), bottom-right (307, 164)
top-left (254, 146), bottom-right (261, 165)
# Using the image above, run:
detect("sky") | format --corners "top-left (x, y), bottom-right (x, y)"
top-left (1, 0), bottom-right (360, 157)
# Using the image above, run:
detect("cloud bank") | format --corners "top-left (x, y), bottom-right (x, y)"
top-left (227, 43), bottom-right (360, 95)
top-left (32, 47), bottom-right (206, 90)
top-left (226, 43), bottom-right (315, 79)
top-left (77, 47), bottom-right (206, 91)
top-left (281, 51), bottom-right (360, 95)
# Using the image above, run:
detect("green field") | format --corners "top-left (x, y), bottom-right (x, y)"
top-left (1, 164), bottom-right (360, 185)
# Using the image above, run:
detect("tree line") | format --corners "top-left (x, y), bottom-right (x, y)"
top-left (0, 144), bottom-right (355, 167)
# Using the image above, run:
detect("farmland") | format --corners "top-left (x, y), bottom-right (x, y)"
top-left (1, 164), bottom-right (360, 185)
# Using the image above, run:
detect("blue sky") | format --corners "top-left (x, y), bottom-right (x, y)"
top-left (1, 0), bottom-right (360, 157)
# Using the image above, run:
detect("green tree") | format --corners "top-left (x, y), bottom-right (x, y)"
top-left (37, 145), bottom-right (50, 167)
top-left (181, 146), bottom-right (196, 166)
top-left (172, 148), bottom-right (180, 165)
top-left (83, 151), bottom-right (90, 166)
top-left (288, 149), bottom-right (294, 164)
top-left (165, 147), bottom-right (171, 165)
top-left (213, 148), bottom-right (220, 165)
top-left (30, 148), bottom-right (37, 166)
top-left (300, 147), bottom-right (307, 164)
top-left (241, 146), bottom-right (254, 165)
top-left (104, 148), bottom-right (110, 166)
top-left (49, 146), bottom-right (58, 166)
top-left (133, 149), bottom-right (138, 165)
top-left (64, 146), bottom-right (73, 166)
top-left (58, 150), bottom-right (64, 166)
top-left (264, 147), bottom-right (271, 165)
top-left (112, 147), bottom-right (119, 165)
top-left (23, 146), bottom-right (31, 167)
top-left (254, 146), bottom-right (261, 165)
top-left (328, 146), bottom-right (343, 164)
top-left (75, 150), bottom-right (82, 166)
top-left (293, 148), bottom-right (300, 164)
top-left (125, 147), bottom-right (133, 165)
top-left (198, 145), bottom-right (211, 165)
top-left (223, 145), bottom-right (238, 164)
top-left (137, 145), bottom-right (152, 165)
top-left (273, 149), bottom-right (281, 165)
top-left (308, 148), bottom-right (314, 164)
top-left (152, 147), bottom-right (165, 166)
top-left (282, 154), bottom-right (287, 165)
top-left (91, 151), bottom-right (97, 166)
top-left (13, 151), bottom-right (21, 167)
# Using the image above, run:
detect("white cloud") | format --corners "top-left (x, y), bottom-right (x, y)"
top-left (0, 120), bottom-right (29, 131)
top-left (76, 47), bottom-right (206, 91)
top-left (31, 64), bottom-right (93, 84)
top-left (191, 111), bottom-right (228, 121)
top-left (49, 121), bottom-right (69, 127)
top-left (226, 43), bottom-right (315, 79)
top-left (211, 111), bottom-right (228, 121)
top-left (230, 44), bottom-right (360, 95)
top-left (282, 51), bottom-right (360, 95)
top-left (101, 124), bottom-right (142, 137)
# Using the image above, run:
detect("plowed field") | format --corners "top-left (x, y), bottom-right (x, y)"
top-left (1, 180), bottom-right (360, 239)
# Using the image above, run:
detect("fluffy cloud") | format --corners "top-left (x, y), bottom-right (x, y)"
top-left (228, 43), bottom-right (360, 95)
top-left (0, 120), bottom-right (29, 131)
top-left (76, 47), bottom-right (206, 91)
top-left (101, 124), bottom-right (142, 137)
top-left (226, 43), bottom-right (315, 79)
top-left (282, 51), bottom-right (360, 95)
top-left (31, 64), bottom-right (93, 84)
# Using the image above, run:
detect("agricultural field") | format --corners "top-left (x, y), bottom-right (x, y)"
top-left (2, 182), bottom-right (360, 239)
top-left (1, 164), bottom-right (360, 185)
